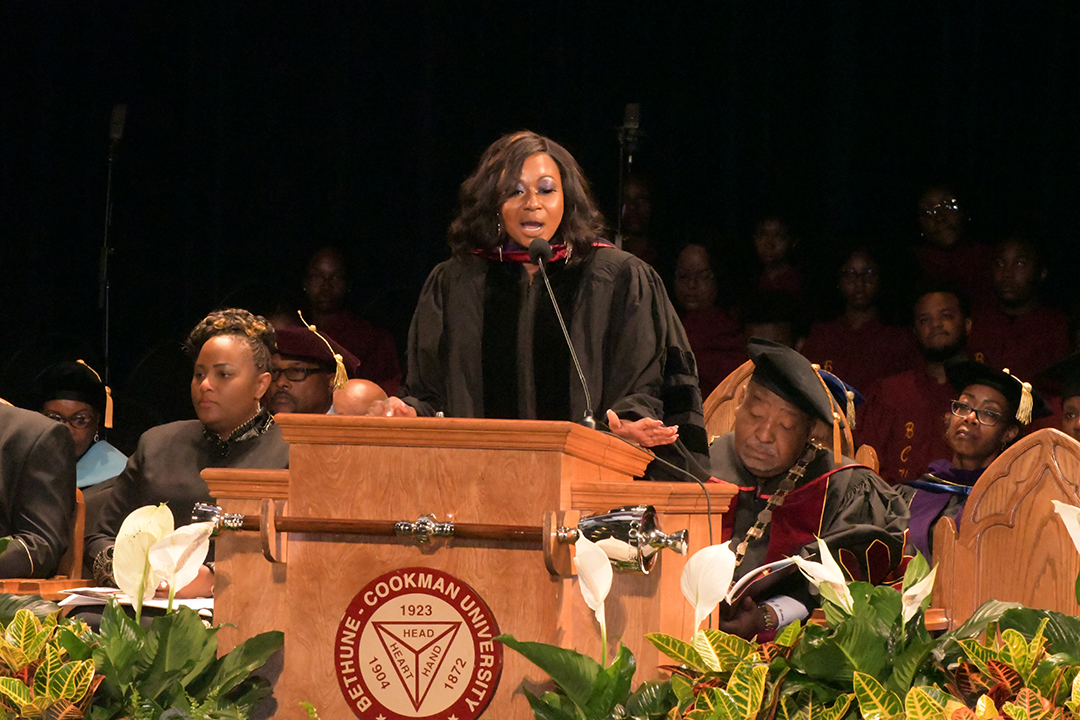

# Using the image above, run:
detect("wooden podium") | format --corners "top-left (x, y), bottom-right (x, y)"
top-left (204, 415), bottom-right (734, 719)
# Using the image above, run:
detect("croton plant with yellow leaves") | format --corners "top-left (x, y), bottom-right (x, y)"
top-left (499, 500), bottom-right (1080, 720)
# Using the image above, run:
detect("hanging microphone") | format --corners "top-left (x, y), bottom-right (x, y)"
top-left (109, 104), bottom-right (127, 151)
top-left (529, 238), bottom-right (595, 429)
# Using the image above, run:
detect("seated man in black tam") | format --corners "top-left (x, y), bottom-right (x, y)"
top-left (0, 402), bottom-right (76, 577)
top-left (711, 338), bottom-right (908, 638)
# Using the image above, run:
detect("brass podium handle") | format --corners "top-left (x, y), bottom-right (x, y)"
top-left (193, 504), bottom-right (544, 544)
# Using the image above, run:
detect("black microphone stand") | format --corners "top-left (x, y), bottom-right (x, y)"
top-left (99, 104), bottom-right (125, 386)
top-left (529, 242), bottom-right (595, 430)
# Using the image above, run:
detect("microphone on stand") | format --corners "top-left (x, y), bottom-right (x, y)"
top-left (619, 102), bottom-right (642, 167)
top-left (528, 238), bottom-right (714, 542)
top-left (109, 104), bottom-right (127, 154)
top-left (528, 238), bottom-right (596, 430)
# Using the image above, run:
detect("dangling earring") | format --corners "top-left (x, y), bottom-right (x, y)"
top-left (566, 243), bottom-right (573, 261)
top-left (496, 214), bottom-right (504, 261)
top-left (94, 432), bottom-right (100, 443)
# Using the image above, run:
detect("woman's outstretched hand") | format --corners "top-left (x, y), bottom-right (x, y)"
top-left (606, 409), bottom-right (678, 447)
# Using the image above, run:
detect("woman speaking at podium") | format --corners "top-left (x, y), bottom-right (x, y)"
top-left (380, 131), bottom-right (708, 480)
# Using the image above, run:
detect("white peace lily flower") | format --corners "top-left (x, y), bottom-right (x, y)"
top-left (902, 565), bottom-right (938, 624)
top-left (791, 537), bottom-right (854, 614)
top-left (117, 503), bottom-right (174, 545)
top-left (575, 535), bottom-right (613, 627)
top-left (1053, 501), bottom-right (1080, 556)
top-left (680, 542), bottom-right (737, 631)
top-left (575, 534), bottom-right (614, 665)
top-left (147, 521), bottom-right (215, 604)
top-left (113, 505), bottom-right (174, 606)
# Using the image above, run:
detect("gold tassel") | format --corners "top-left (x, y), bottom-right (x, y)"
top-left (811, 364), bottom-right (844, 464)
top-left (1004, 368), bottom-right (1033, 425)
top-left (832, 413), bottom-right (843, 465)
top-left (77, 359), bottom-right (113, 429)
top-left (845, 390), bottom-right (856, 430)
top-left (297, 312), bottom-right (349, 390)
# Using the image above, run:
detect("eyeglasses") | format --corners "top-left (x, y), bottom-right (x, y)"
top-left (43, 411), bottom-right (95, 430)
top-left (950, 400), bottom-right (1003, 427)
top-left (270, 366), bottom-right (326, 382)
top-left (920, 200), bottom-right (960, 218)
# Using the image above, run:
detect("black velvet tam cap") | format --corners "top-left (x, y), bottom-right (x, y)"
top-left (34, 360), bottom-right (106, 417)
top-left (945, 359), bottom-right (1050, 425)
top-left (746, 337), bottom-right (834, 423)
top-left (1036, 353), bottom-right (1080, 401)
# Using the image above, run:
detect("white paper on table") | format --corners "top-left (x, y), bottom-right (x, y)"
top-left (58, 587), bottom-right (214, 616)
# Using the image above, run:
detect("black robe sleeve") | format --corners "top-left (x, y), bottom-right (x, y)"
top-left (0, 407), bottom-right (76, 578)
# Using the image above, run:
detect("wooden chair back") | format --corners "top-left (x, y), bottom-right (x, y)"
top-left (55, 488), bottom-right (85, 579)
top-left (703, 360), bottom-right (754, 443)
top-left (932, 428), bottom-right (1080, 629)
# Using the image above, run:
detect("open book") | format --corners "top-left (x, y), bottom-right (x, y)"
top-left (725, 557), bottom-right (799, 605)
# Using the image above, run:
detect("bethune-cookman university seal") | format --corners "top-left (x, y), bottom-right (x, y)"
top-left (334, 567), bottom-right (503, 720)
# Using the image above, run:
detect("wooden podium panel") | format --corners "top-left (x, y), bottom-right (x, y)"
top-left (206, 415), bottom-right (734, 719)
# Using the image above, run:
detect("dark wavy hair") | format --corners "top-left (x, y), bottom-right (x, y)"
top-left (447, 131), bottom-right (606, 259)
top-left (184, 308), bottom-right (276, 372)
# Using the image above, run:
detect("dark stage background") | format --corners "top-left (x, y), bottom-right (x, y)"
top-left (2, 2), bottom-right (1078, 452)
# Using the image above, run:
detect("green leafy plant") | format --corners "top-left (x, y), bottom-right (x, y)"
top-left (501, 527), bottom-right (1080, 720)
top-left (0, 608), bottom-right (99, 719)
top-left (87, 601), bottom-right (282, 720)
top-left (496, 635), bottom-right (675, 720)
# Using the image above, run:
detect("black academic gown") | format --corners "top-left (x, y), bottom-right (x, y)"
top-left (0, 403), bottom-right (76, 578)
top-left (400, 245), bottom-right (709, 479)
top-left (84, 418), bottom-right (290, 565)
top-left (710, 432), bottom-right (909, 610)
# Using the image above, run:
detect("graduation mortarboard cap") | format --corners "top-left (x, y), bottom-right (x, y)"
top-left (816, 369), bottom-right (864, 431)
top-left (945, 359), bottom-right (1050, 425)
top-left (1036, 353), bottom-right (1080, 401)
top-left (34, 359), bottom-right (113, 428)
top-left (746, 338), bottom-right (834, 424)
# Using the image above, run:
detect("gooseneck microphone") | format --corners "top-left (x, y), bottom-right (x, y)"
top-left (528, 238), bottom-right (596, 430)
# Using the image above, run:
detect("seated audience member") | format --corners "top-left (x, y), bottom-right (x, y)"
top-left (751, 215), bottom-right (802, 297)
top-left (616, 174), bottom-right (660, 268)
top-left (0, 401), bottom-right (76, 578)
top-left (1035, 352), bottom-right (1080, 443)
top-left (711, 339), bottom-right (908, 639)
top-left (265, 325), bottom-right (361, 415)
top-left (857, 288), bottom-right (971, 484)
top-left (800, 247), bottom-right (918, 392)
top-left (912, 184), bottom-right (993, 306)
top-left (902, 361), bottom-right (1049, 560)
top-left (673, 243), bottom-right (744, 397)
top-left (333, 379), bottom-right (388, 416)
top-left (968, 237), bottom-right (1069, 381)
top-left (85, 308), bottom-right (290, 597)
top-left (35, 360), bottom-right (127, 488)
top-left (740, 291), bottom-right (807, 352)
top-left (286, 247), bottom-right (402, 396)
